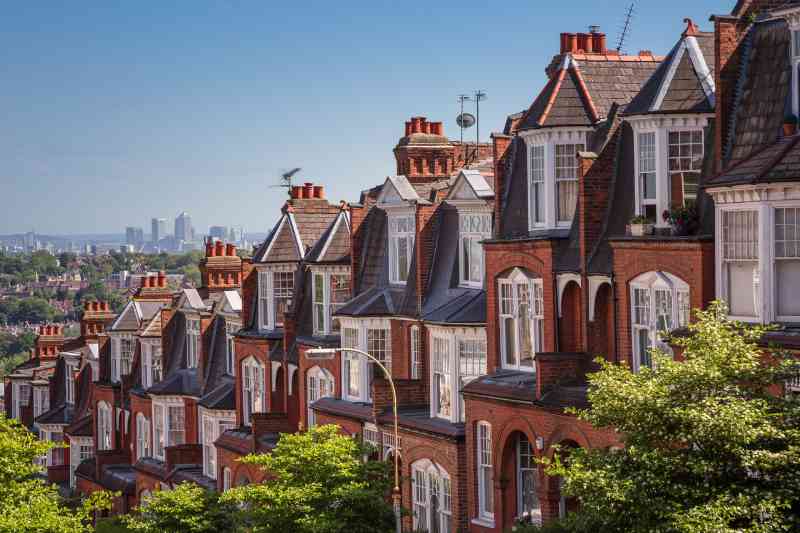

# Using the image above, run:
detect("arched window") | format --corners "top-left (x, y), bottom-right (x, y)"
top-left (307, 366), bottom-right (334, 427)
top-left (411, 459), bottom-right (452, 533)
top-left (222, 468), bottom-right (232, 491)
top-left (476, 421), bottom-right (494, 521)
top-left (629, 271), bottom-right (690, 372)
top-left (136, 413), bottom-right (151, 460)
top-left (242, 357), bottom-right (265, 425)
top-left (498, 269), bottom-right (543, 371)
top-left (97, 401), bottom-right (112, 451)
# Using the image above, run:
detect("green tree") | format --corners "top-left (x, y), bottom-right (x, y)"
top-left (0, 414), bottom-right (112, 532)
top-left (544, 303), bottom-right (800, 533)
top-left (222, 424), bottom-right (395, 533)
top-left (122, 482), bottom-right (236, 533)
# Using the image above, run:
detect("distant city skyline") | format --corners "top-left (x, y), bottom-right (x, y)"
top-left (0, 1), bottom-right (730, 235)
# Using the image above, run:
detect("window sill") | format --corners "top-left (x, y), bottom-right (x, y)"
top-left (471, 517), bottom-right (495, 528)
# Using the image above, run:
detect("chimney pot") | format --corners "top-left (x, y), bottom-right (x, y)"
top-left (421, 117), bottom-right (430, 134)
top-left (592, 32), bottom-right (606, 54)
top-left (313, 185), bottom-right (324, 199)
top-left (226, 243), bottom-right (236, 256)
top-left (567, 33), bottom-right (578, 53)
top-left (560, 32), bottom-right (569, 54)
top-left (102, 302), bottom-right (109, 311)
top-left (405, 121), bottom-right (412, 137)
top-left (577, 33), bottom-right (589, 52)
top-left (215, 241), bottom-right (225, 256)
top-left (411, 117), bottom-right (423, 134)
top-left (430, 122), bottom-right (443, 135)
top-left (583, 33), bottom-right (594, 53)
top-left (291, 185), bottom-right (302, 199)
top-left (304, 182), bottom-right (313, 198)
top-left (158, 271), bottom-right (166, 288)
top-left (92, 301), bottom-right (100, 311)
top-left (206, 240), bottom-right (214, 257)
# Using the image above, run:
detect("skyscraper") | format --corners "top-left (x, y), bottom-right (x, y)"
top-left (175, 212), bottom-right (192, 242)
top-left (125, 226), bottom-right (144, 247)
top-left (151, 218), bottom-right (168, 243)
top-left (209, 226), bottom-right (229, 240)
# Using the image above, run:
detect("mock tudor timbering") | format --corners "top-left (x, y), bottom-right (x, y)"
top-left (8, 2), bottom-right (800, 529)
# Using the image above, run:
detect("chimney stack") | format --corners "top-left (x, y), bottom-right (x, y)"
top-left (225, 243), bottom-right (236, 256)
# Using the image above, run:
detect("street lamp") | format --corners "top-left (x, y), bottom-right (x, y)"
top-left (306, 347), bottom-right (402, 533)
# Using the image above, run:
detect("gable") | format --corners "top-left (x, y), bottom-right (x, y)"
top-left (260, 214), bottom-right (302, 262)
top-left (317, 212), bottom-right (351, 263)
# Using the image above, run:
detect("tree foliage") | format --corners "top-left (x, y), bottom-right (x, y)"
top-left (0, 414), bottom-right (112, 532)
top-left (544, 302), bottom-right (800, 533)
top-left (122, 482), bottom-right (236, 533)
top-left (222, 424), bottom-right (395, 533)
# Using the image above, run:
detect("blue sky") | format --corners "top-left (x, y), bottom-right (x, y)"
top-left (0, 1), bottom-right (731, 236)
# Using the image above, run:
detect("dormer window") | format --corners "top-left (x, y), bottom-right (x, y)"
top-left (388, 213), bottom-right (415, 284)
top-left (632, 120), bottom-right (706, 224)
top-left (429, 327), bottom-right (487, 423)
top-left (111, 335), bottom-right (133, 382)
top-left (312, 268), bottom-right (351, 336)
top-left (459, 213), bottom-right (492, 287)
top-left (257, 267), bottom-right (295, 330)
top-left (142, 341), bottom-right (163, 389)
top-left (65, 362), bottom-right (76, 404)
top-left (186, 319), bottom-right (200, 368)
top-left (241, 357), bottom-right (265, 425)
top-left (225, 321), bottom-right (238, 375)
top-left (526, 131), bottom-right (588, 230)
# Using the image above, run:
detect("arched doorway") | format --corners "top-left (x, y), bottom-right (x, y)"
top-left (272, 365), bottom-right (285, 412)
top-left (499, 431), bottom-right (541, 527)
top-left (591, 283), bottom-right (614, 362)
top-left (559, 281), bottom-right (582, 353)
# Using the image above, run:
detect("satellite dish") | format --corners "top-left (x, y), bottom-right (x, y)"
top-left (457, 113), bottom-right (476, 129)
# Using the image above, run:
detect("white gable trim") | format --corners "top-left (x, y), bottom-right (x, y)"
top-left (587, 275), bottom-right (612, 322)
top-left (318, 211), bottom-right (345, 261)
top-left (556, 273), bottom-right (582, 317)
top-left (376, 177), bottom-right (404, 205)
top-left (287, 213), bottom-right (305, 258)
top-left (652, 37), bottom-right (715, 112)
top-left (651, 41), bottom-right (687, 112)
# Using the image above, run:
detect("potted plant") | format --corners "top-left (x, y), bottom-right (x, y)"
top-left (784, 114), bottom-right (798, 137)
top-left (629, 215), bottom-right (653, 237)
top-left (662, 202), bottom-right (699, 236)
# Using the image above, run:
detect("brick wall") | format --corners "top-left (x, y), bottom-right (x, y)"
top-left (415, 204), bottom-right (439, 314)
top-left (371, 377), bottom-right (427, 418)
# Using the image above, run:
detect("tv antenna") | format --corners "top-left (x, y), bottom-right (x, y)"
top-left (474, 90), bottom-right (487, 149)
top-left (616, 3), bottom-right (635, 54)
top-left (270, 167), bottom-right (301, 189)
top-left (457, 94), bottom-right (476, 163)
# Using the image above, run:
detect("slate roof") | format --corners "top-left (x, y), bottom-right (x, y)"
top-left (110, 300), bottom-right (165, 332)
top-left (304, 210), bottom-right (351, 264)
top-left (376, 407), bottom-right (465, 439)
top-left (709, 135), bottom-right (800, 187)
top-left (724, 18), bottom-right (791, 167)
top-left (462, 370), bottom-right (538, 403)
top-left (254, 200), bottom-right (342, 263)
top-left (625, 32), bottom-right (715, 116)
top-left (518, 53), bottom-right (662, 131)
top-left (311, 397), bottom-right (373, 421)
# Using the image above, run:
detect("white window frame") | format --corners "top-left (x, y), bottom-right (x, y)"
top-left (186, 318), bottom-right (200, 369)
top-left (773, 206), bottom-right (800, 322)
top-left (97, 401), bottom-right (113, 451)
top-left (629, 271), bottom-right (690, 373)
top-left (306, 366), bottom-right (335, 427)
top-left (338, 318), bottom-right (392, 403)
top-left (151, 397), bottom-right (185, 461)
top-left (257, 265), bottom-right (296, 330)
top-left (141, 340), bottom-right (163, 389)
top-left (111, 334), bottom-right (134, 383)
top-left (718, 205), bottom-right (762, 322)
top-left (667, 129), bottom-right (704, 204)
top-left (387, 211), bottom-right (415, 285)
top-left (411, 459), bottom-right (452, 533)
top-left (529, 144), bottom-right (546, 227)
top-left (554, 142), bottom-right (584, 225)
top-left (241, 357), bottom-right (266, 426)
top-left (477, 421), bottom-right (494, 522)
top-left (410, 325), bottom-right (422, 379)
top-left (33, 385), bottom-right (49, 418)
top-left (428, 326), bottom-right (487, 423)
top-left (498, 269), bottom-right (543, 372)
top-left (222, 467), bottom-right (232, 490)
top-left (65, 362), bottom-right (77, 405)
top-left (459, 212), bottom-right (492, 287)
top-left (225, 320), bottom-right (239, 376)
top-left (636, 130), bottom-right (658, 220)
top-left (12, 381), bottom-right (31, 420)
top-left (516, 434), bottom-right (542, 525)
top-left (200, 408), bottom-right (235, 479)
top-left (311, 266), bottom-right (351, 336)
top-left (135, 413), bottom-right (151, 460)
top-left (69, 436), bottom-right (93, 489)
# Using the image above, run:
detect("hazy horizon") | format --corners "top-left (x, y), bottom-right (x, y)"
top-left (0, 1), bottom-right (730, 235)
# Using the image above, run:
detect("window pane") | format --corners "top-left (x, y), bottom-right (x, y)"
top-left (555, 143), bottom-right (583, 223)
top-left (777, 260), bottom-right (800, 317)
top-left (530, 145), bottom-right (545, 224)
top-left (503, 316), bottom-right (516, 367)
top-left (637, 329), bottom-right (652, 369)
top-left (726, 262), bottom-right (758, 317)
top-left (638, 132), bottom-right (657, 202)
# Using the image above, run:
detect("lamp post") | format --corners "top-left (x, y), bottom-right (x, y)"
top-left (306, 347), bottom-right (402, 533)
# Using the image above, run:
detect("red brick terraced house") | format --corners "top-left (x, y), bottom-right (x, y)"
top-left (214, 185), bottom-right (345, 487)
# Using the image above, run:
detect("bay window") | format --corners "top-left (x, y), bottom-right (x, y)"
top-left (168, 406), bottom-right (185, 446)
top-left (13, 382), bottom-right (30, 420)
top-left (242, 357), bottom-right (265, 425)
top-left (312, 269), bottom-right (351, 336)
top-left (201, 410), bottom-right (235, 479)
top-left (629, 271), bottom-right (690, 372)
top-left (97, 401), bottom-right (112, 451)
top-left (33, 386), bottom-right (49, 418)
top-left (638, 131), bottom-right (657, 220)
top-left (499, 270), bottom-right (543, 372)
top-left (257, 267), bottom-right (296, 330)
top-left (339, 319), bottom-right (391, 403)
top-left (151, 399), bottom-right (186, 460)
top-left (668, 130), bottom-right (703, 204)
top-left (111, 335), bottom-right (133, 382)
top-left (529, 145), bottom-right (545, 226)
top-left (555, 143), bottom-right (584, 223)
top-left (388, 213), bottom-right (415, 284)
top-left (429, 327), bottom-right (487, 423)
top-left (46, 431), bottom-right (65, 467)
top-left (186, 318), bottom-right (200, 368)
top-left (225, 321), bottom-right (238, 375)
top-left (412, 460), bottom-right (452, 533)
top-left (142, 341), bottom-right (163, 389)
top-left (459, 212), bottom-right (492, 286)
top-left (721, 210), bottom-right (759, 319)
top-left (153, 404), bottom-right (165, 459)
top-left (477, 421), bottom-right (494, 521)
top-left (136, 413), bottom-right (151, 460)
top-left (306, 366), bottom-right (335, 427)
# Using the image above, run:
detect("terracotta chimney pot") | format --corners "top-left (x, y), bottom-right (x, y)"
top-left (304, 182), bottom-right (314, 198)
top-left (313, 185), bottom-right (324, 199)
top-left (226, 243), bottom-right (236, 256)
top-left (215, 241), bottom-right (225, 257)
